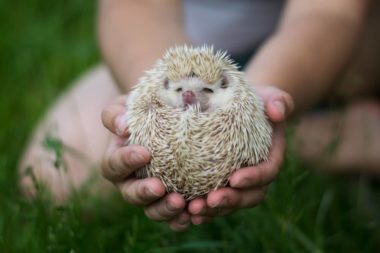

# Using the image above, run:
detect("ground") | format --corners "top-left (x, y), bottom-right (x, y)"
top-left (0, 0), bottom-right (379, 252)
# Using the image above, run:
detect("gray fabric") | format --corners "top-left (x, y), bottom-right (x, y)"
top-left (183, 0), bottom-right (284, 56)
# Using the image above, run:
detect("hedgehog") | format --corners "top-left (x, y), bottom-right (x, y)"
top-left (125, 45), bottom-right (272, 201)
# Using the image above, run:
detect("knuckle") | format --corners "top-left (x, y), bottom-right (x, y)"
top-left (121, 186), bottom-right (143, 206)
top-left (121, 189), bottom-right (133, 204)
top-left (101, 107), bottom-right (114, 129)
top-left (121, 148), bottom-right (134, 167)
top-left (165, 199), bottom-right (179, 213)
top-left (144, 208), bottom-right (155, 220)
top-left (100, 156), bottom-right (116, 182)
top-left (101, 151), bottom-right (124, 183)
top-left (135, 184), bottom-right (150, 203)
top-left (120, 187), bottom-right (131, 202)
top-left (146, 206), bottom-right (170, 221)
top-left (120, 146), bottom-right (145, 170)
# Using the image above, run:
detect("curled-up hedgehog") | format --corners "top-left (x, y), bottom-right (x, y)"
top-left (126, 45), bottom-right (272, 201)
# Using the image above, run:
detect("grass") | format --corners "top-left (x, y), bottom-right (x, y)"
top-left (1, 0), bottom-right (379, 252)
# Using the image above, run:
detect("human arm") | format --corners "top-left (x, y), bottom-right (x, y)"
top-left (98, 0), bottom-right (188, 92)
top-left (245, 0), bottom-right (373, 113)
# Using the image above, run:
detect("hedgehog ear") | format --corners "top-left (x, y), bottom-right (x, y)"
top-left (220, 74), bottom-right (229, 89)
top-left (163, 78), bottom-right (169, 89)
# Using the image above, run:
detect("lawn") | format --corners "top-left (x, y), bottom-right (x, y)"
top-left (0, 0), bottom-right (379, 252)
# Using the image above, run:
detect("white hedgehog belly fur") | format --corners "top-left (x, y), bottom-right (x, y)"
top-left (126, 83), bottom-right (272, 201)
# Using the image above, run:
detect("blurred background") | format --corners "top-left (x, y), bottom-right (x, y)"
top-left (0, 0), bottom-right (379, 252)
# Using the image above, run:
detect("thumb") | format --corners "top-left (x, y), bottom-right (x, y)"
top-left (255, 86), bottom-right (294, 123)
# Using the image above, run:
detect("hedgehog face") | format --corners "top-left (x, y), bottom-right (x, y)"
top-left (158, 73), bottom-right (236, 112)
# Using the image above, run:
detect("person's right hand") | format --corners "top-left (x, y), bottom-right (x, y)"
top-left (101, 95), bottom-right (191, 231)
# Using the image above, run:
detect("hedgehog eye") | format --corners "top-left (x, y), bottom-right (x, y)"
top-left (163, 78), bottom-right (169, 89)
top-left (176, 87), bottom-right (183, 92)
top-left (202, 88), bottom-right (214, 93)
top-left (220, 76), bottom-right (228, 89)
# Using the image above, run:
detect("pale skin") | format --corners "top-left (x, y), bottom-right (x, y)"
top-left (99, 0), bottom-right (376, 231)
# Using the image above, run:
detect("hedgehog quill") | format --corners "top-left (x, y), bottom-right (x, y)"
top-left (125, 45), bottom-right (272, 200)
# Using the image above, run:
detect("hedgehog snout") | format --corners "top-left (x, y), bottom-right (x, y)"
top-left (182, 90), bottom-right (196, 107)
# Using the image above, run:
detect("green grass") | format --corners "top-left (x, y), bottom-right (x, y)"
top-left (1, 0), bottom-right (379, 252)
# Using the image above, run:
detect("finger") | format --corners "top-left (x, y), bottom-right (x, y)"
top-left (144, 193), bottom-right (186, 221)
top-left (102, 140), bottom-right (151, 182)
top-left (117, 177), bottom-right (165, 206)
top-left (101, 96), bottom-right (129, 136)
top-left (188, 198), bottom-right (208, 215)
top-left (207, 186), bottom-right (267, 209)
top-left (191, 215), bottom-right (211, 225)
top-left (255, 86), bottom-right (294, 123)
top-left (207, 187), bottom-right (241, 209)
top-left (266, 94), bottom-right (294, 123)
top-left (188, 198), bottom-right (228, 217)
top-left (229, 124), bottom-right (285, 188)
top-left (168, 211), bottom-right (191, 232)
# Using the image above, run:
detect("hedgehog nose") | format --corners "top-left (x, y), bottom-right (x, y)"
top-left (182, 90), bottom-right (196, 106)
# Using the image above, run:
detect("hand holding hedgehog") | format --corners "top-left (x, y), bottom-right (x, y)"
top-left (101, 46), bottom-right (294, 230)
top-left (126, 46), bottom-right (272, 200)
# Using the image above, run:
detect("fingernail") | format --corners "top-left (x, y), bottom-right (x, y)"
top-left (273, 100), bottom-right (285, 117)
top-left (115, 114), bottom-right (128, 136)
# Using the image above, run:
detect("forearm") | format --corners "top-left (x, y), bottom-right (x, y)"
top-left (245, 0), bottom-right (371, 114)
top-left (98, 0), bottom-right (188, 92)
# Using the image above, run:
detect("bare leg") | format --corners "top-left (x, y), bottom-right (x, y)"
top-left (19, 65), bottom-right (120, 203)
top-left (295, 100), bottom-right (380, 176)
top-left (295, 4), bottom-right (380, 175)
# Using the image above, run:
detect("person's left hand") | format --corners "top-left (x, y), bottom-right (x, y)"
top-left (186, 85), bottom-right (294, 225)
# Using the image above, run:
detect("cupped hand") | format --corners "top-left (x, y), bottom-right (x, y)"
top-left (101, 85), bottom-right (294, 230)
top-left (101, 95), bottom-right (190, 231)
top-left (187, 85), bottom-right (294, 225)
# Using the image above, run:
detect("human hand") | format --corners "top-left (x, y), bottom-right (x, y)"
top-left (101, 95), bottom-right (190, 231)
top-left (186, 86), bottom-right (294, 225)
